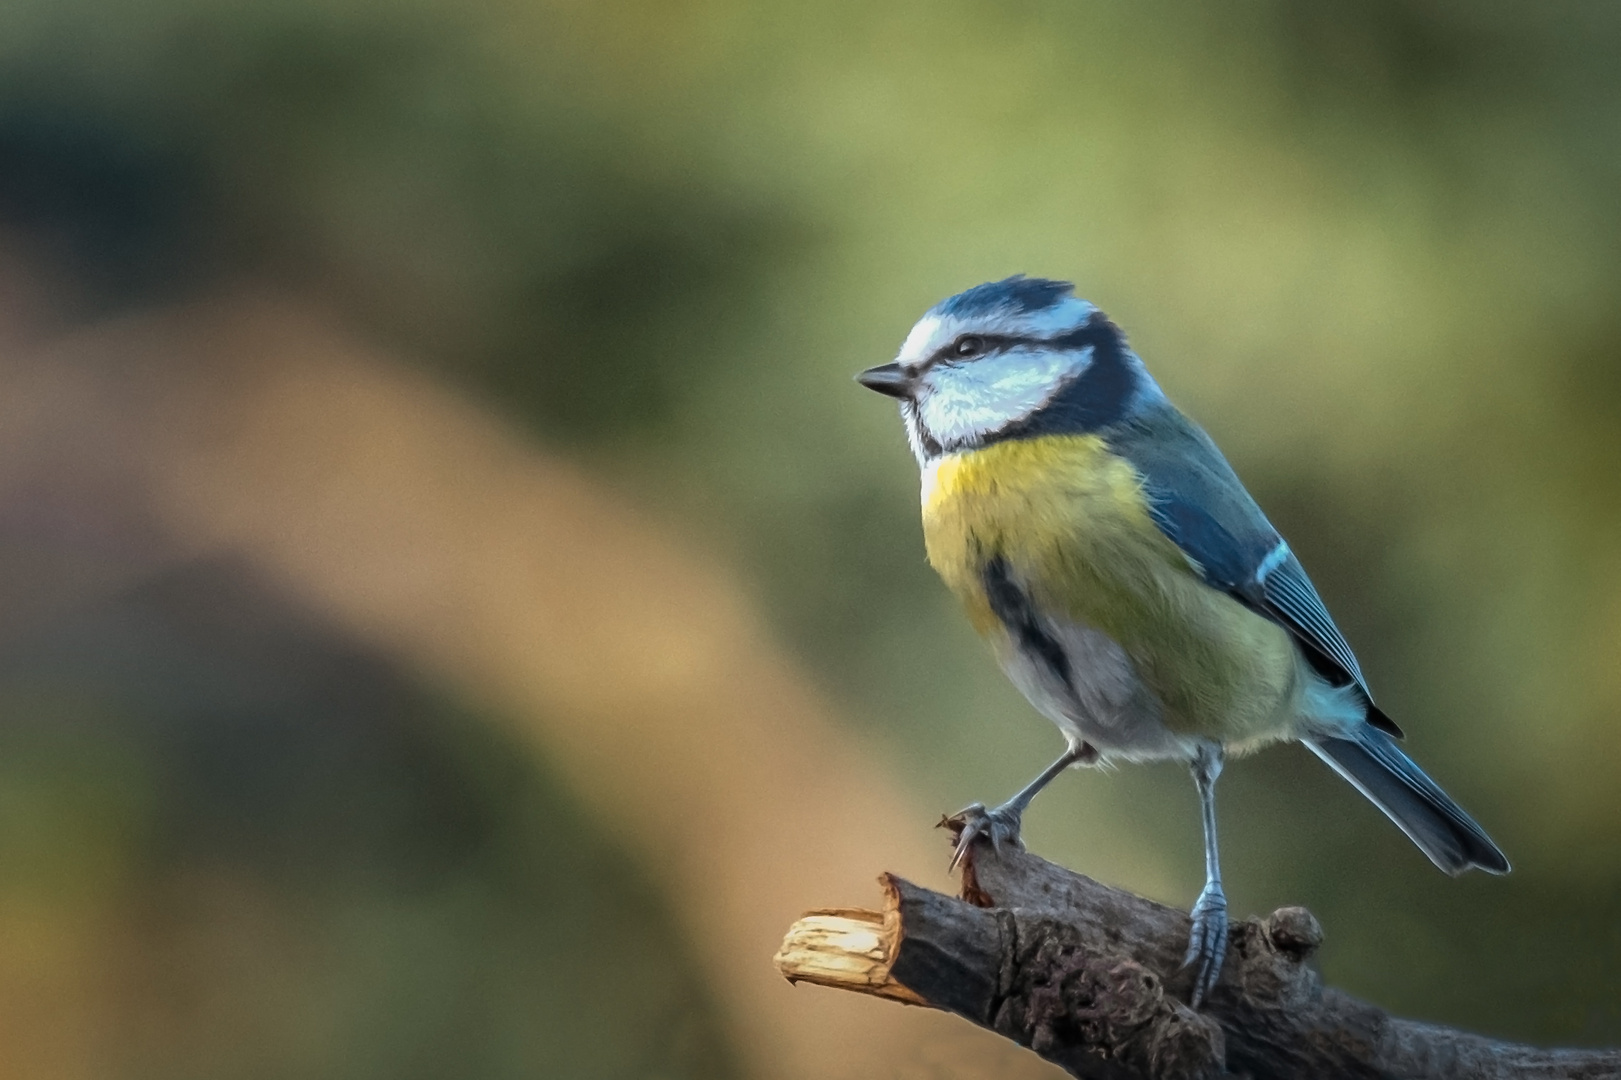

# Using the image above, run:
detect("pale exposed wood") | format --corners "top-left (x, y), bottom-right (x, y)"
top-left (777, 826), bottom-right (1621, 1080)
top-left (773, 905), bottom-right (926, 1005)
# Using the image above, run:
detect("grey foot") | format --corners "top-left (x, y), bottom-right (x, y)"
top-left (1181, 882), bottom-right (1229, 1007)
top-left (948, 801), bottom-right (1024, 871)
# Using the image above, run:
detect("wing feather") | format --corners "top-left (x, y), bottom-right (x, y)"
top-left (1259, 553), bottom-right (1368, 692)
top-left (1109, 405), bottom-right (1376, 702)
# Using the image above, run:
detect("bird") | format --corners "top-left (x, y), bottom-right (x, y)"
top-left (855, 275), bottom-right (1508, 1006)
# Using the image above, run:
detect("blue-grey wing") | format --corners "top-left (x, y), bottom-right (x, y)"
top-left (1107, 404), bottom-right (1384, 714)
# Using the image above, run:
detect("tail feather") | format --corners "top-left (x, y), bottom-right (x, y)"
top-left (1305, 727), bottom-right (1509, 875)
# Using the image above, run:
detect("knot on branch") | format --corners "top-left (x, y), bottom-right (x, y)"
top-left (999, 928), bottom-right (1225, 1080)
top-left (1263, 907), bottom-right (1322, 961)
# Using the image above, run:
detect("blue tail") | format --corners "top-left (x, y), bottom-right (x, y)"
top-left (1305, 726), bottom-right (1509, 875)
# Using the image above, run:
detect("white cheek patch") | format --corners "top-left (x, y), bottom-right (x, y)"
top-left (919, 347), bottom-right (1090, 450)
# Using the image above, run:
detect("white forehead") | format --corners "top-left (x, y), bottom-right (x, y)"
top-left (896, 296), bottom-right (1097, 367)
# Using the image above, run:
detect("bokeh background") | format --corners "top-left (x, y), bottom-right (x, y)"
top-left (0, 1), bottom-right (1617, 1077)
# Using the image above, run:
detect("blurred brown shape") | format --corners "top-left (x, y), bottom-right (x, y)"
top-left (0, 287), bottom-right (1056, 1080)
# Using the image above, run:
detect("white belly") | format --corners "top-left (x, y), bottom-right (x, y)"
top-left (993, 614), bottom-right (1196, 764)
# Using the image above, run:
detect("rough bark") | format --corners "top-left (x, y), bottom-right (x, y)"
top-left (775, 828), bottom-right (1621, 1079)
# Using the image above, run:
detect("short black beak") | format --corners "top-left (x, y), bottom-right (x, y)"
top-left (855, 363), bottom-right (913, 399)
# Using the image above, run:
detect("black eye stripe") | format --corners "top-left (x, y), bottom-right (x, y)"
top-left (920, 333), bottom-right (1025, 369)
top-left (911, 313), bottom-right (1119, 377)
top-left (919, 326), bottom-right (1103, 370)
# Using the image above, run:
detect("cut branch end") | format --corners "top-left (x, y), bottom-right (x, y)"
top-left (773, 894), bottom-right (925, 1006)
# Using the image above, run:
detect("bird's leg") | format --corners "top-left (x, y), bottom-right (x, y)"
top-left (1182, 741), bottom-right (1228, 1007)
top-left (950, 744), bottom-right (1090, 870)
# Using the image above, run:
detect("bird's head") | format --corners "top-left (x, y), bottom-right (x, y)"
top-left (857, 276), bottom-right (1159, 464)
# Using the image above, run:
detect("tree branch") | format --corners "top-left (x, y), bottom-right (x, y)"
top-left (774, 826), bottom-right (1621, 1079)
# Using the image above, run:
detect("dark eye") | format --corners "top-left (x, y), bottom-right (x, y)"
top-left (953, 335), bottom-right (986, 358)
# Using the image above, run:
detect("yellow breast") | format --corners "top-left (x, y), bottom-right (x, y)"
top-left (921, 435), bottom-right (1300, 744)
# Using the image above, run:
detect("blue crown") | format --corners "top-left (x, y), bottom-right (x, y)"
top-left (933, 275), bottom-right (1075, 318)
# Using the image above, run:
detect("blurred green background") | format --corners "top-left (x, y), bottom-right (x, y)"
top-left (0, 0), bottom-right (1618, 1076)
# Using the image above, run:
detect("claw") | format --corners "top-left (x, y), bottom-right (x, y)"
top-left (1181, 881), bottom-right (1229, 1007)
top-left (947, 801), bottom-right (1024, 871)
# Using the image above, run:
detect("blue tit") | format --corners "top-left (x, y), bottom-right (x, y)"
top-left (857, 275), bottom-right (1508, 1006)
